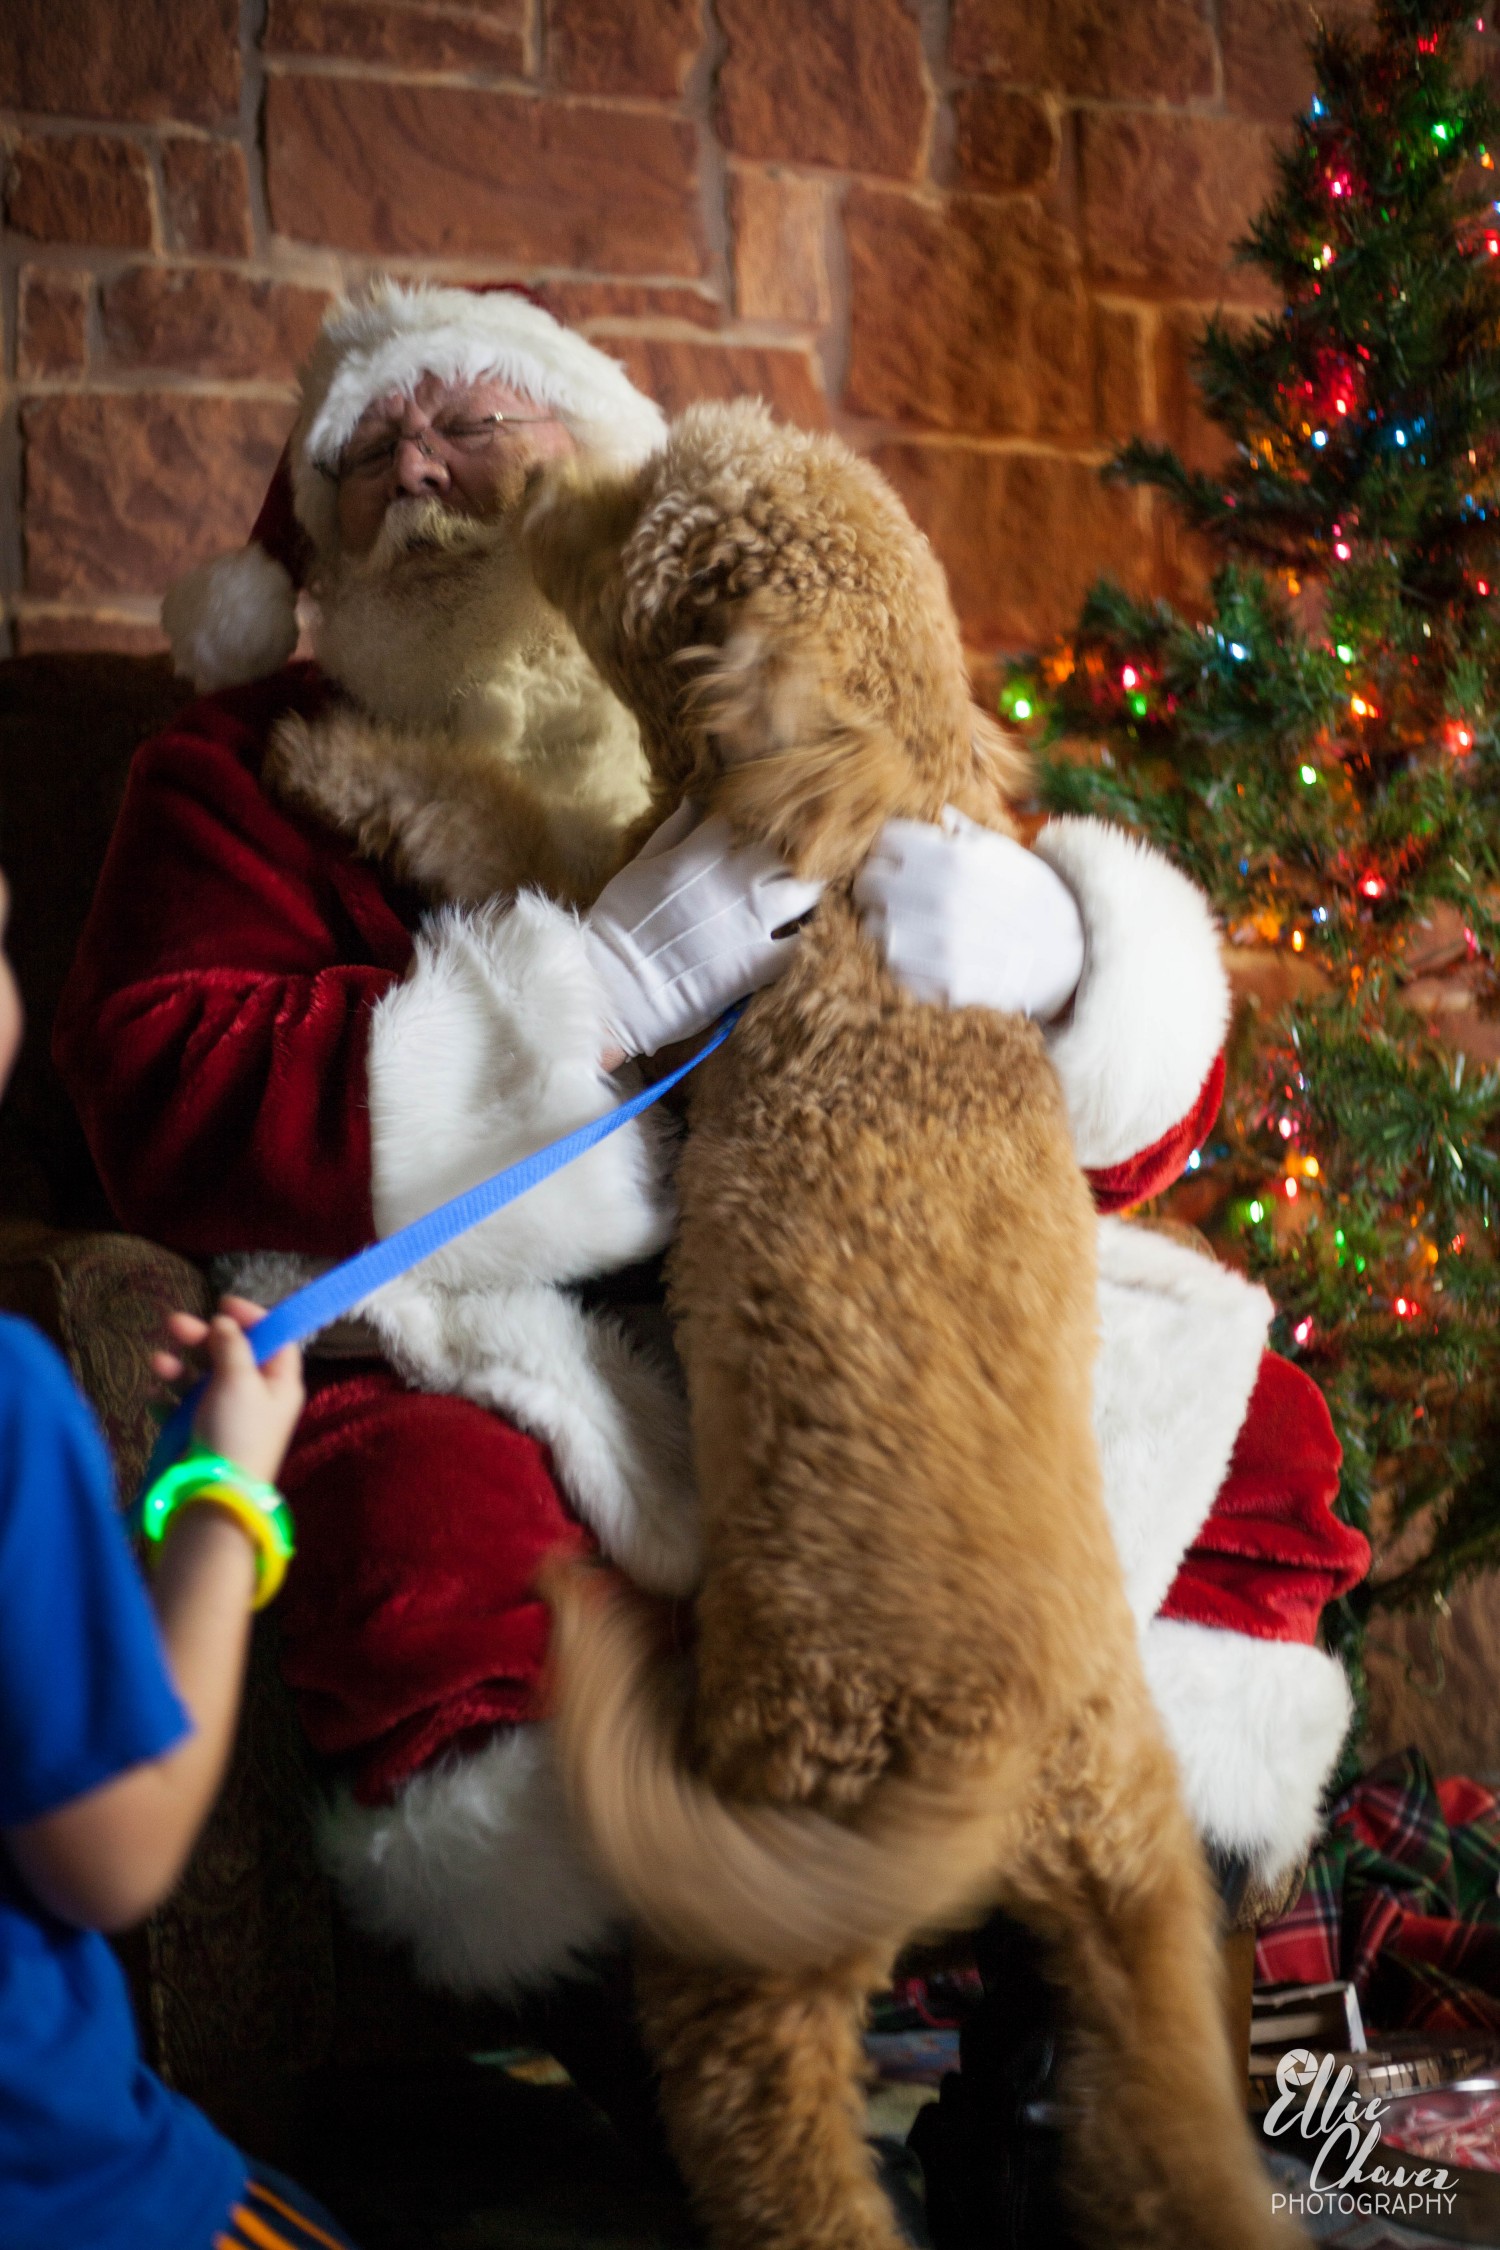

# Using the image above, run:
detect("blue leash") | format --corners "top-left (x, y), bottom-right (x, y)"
top-left (137, 1003), bottom-right (743, 1500)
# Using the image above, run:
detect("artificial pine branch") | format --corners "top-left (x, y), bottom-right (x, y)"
top-left (1010, 0), bottom-right (1500, 1698)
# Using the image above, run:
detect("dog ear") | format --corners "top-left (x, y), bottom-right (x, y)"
top-left (522, 458), bottom-right (649, 654)
top-left (690, 608), bottom-right (910, 880)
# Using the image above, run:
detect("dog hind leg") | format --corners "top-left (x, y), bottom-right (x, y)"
top-left (636, 1947), bottom-right (909, 2250)
top-left (1024, 1759), bottom-right (1302, 2250)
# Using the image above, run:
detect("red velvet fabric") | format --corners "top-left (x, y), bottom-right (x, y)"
top-left (1159, 1352), bottom-right (1370, 1642)
top-left (1086, 1052), bottom-right (1226, 1215)
top-left (52, 665), bottom-right (415, 1257)
top-left (278, 1363), bottom-right (594, 1804)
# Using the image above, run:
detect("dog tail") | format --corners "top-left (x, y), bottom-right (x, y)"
top-left (544, 1564), bottom-right (1012, 1973)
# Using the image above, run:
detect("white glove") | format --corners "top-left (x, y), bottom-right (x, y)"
top-left (583, 801), bottom-right (824, 1059)
top-left (854, 807), bottom-right (1086, 1022)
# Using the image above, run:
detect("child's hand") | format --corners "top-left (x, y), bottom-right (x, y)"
top-left (152, 1296), bottom-right (305, 1487)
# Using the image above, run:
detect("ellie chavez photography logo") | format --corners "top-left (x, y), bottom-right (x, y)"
top-left (1265, 2049), bottom-right (1458, 2225)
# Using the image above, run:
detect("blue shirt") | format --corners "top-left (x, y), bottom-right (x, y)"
top-left (0, 1316), bottom-right (246, 2249)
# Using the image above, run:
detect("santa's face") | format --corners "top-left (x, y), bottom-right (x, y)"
top-left (310, 369), bottom-right (636, 742)
top-left (333, 372), bottom-right (577, 559)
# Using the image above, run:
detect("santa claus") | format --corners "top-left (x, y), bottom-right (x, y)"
top-left (54, 283), bottom-right (1365, 2026)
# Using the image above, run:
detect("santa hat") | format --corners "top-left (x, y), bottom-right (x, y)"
top-left (161, 280), bottom-right (668, 694)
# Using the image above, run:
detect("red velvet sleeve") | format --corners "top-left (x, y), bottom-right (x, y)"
top-left (1086, 1052), bottom-right (1226, 1215)
top-left (1158, 1351), bottom-right (1371, 1643)
top-left (52, 668), bottom-right (411, 1259)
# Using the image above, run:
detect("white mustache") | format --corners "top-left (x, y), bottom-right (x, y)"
top-left (361, 496), bottom-right (508, 572)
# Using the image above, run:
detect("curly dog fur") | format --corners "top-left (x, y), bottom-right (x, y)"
top-left (522, 403), bottom-right (1297, 2250)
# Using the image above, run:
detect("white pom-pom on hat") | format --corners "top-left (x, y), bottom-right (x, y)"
top-left (161, 280), bottom-right (667, 694)
top-left (160, 452), bottom-right (305, 693)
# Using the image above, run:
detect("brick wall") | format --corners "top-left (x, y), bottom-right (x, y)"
top-left (0, 0), bottom-right (1318, 666)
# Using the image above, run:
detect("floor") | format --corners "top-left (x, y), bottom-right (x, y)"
top-left (271, 2046), bottom-right (1500, 2250)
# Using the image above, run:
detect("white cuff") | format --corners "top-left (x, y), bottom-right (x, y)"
top-left (366, 892), bottom-right (674, 1291)
top-left (1033, 818), bottom-right (1230, 1172)
top-left (1142, 1619), bottom-right (1353, 1885)
top-left (1094, 1219), bottom-right (1272, 1627)
top-left (320, 1726), bottom-right (622, 1997)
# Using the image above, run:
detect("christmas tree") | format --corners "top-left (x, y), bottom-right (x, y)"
top-left (1009, 0), bottom-right (1500, 1715)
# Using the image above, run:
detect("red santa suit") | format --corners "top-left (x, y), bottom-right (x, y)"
top-left (53, 284), bottom-right (1367, 1998)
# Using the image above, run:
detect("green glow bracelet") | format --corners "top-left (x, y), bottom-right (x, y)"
top-left (139, 1446), bottom-right (296, 1610)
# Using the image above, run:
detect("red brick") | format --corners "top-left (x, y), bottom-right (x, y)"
top-left (100, 269), bottom-right (330, 382)
top-left (952, 87), bottom-right (1058, 197)
top-left (950, 0), bottom-right (1214, 101)
top-left (730, 169), bottom-right (830, 326)
top-left (160, 140), bottom-right (254, 258)
top-left (843, 186), bottom-right (1091, 443)
top-left (22, 394), bottom-right (291, 601)
top-left (6, 135), bottom-right (154, 250)
top-left (537, 279), bottom-right (724, 329)
top-left (264, 0), bottom-right (528, 74)
top-left (1093, 304), bottom-right (1147, 445)
top-left (14, 611), bottom-right (168, 658)
top-left (0, 0), bottom-right (240, 126)
top-left (1078, 112), bottom-right (1278, 300)
top-left (1221, 0), bottom-right (1373, 121)
top-left (264, 75), bottom-right (706, 274)
top-left (547, 0), bottom-right (700, 96)
top-left (17, 269), bottom-right (90, 381)
top-left (606, 337), bottom-right (829, 427)
top-left (717, 0), bottom-right (929, 179)
top-left (871, 442), bottom-right (1153, 651)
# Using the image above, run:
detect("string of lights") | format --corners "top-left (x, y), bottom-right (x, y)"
top-left (1004, 0), bottom-right (1500, 1713)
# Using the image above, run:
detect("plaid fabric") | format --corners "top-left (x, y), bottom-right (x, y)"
top-left (1255, 1747), bottom-right (1500, 2034)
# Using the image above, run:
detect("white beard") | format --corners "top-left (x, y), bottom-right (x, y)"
top-left (310, 497), bottom-right (651, 839)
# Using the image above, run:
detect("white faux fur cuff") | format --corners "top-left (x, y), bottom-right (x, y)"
top-left (367, 892), bottom-right (675, 1292)
top-left (1094, 1219), bottom-right (1272, 1626)
top-left (1143, 1619), bottom-right (1353, 1885)
top-left (367, 1278), bottom-right (702, 1598)
top-left (1034, 818), bottom-right (1231, 1172)
top-left (320, 1725), bottom-right (622, 1997)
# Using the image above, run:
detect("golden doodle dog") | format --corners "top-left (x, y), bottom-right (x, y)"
top-left (267, 400), bottom-right (1291, 2250)
top-left (526, 403), bottom-right (1294, 2250)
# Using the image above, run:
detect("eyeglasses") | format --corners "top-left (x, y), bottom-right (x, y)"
top-left (327, 408), bottom-right (561, 486)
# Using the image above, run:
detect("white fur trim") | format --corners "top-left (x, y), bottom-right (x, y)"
top-left (1034, 817), bottom-right (1231, 1172)
top-left (366, 891), bottom-right (675, 1293)
top-left (159, 544), bottom-right (299, 692)
top-left (319, 1726), bottom-right (622, 1997)
top-left (292, 280), bottom-right (666, 553)
top-left (368, 1278), bottom-right (701, 1598)
top-left (1094, 1219), bottom-right (1272, 1626)
top-left (1143, 1619), bottom-right (1353, 1884)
